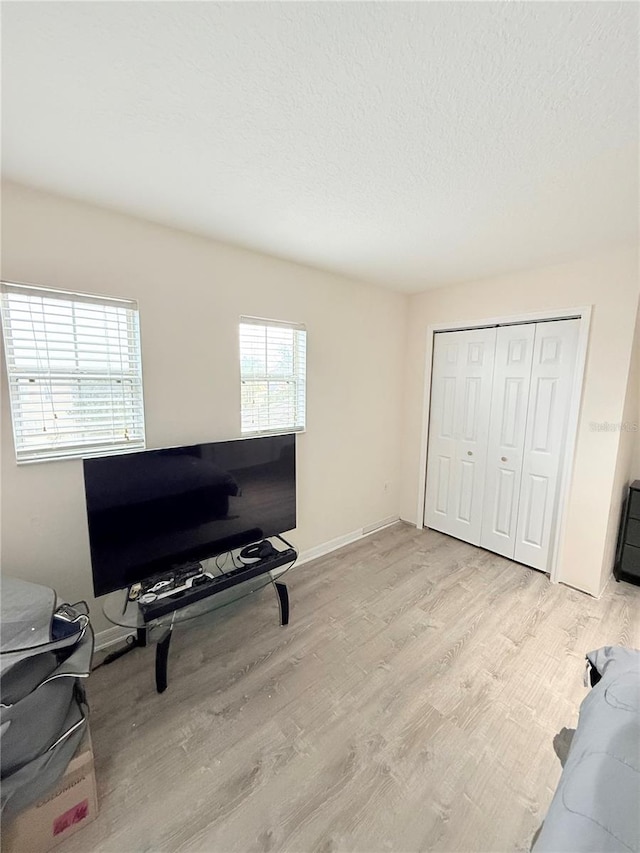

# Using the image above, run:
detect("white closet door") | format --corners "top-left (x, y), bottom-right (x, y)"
top-left (480, 324), bottom-right (536, 558)
top-left (514, 319), bottom-right (580, 571)
top-left (424, 327), bottom-right (496, 545)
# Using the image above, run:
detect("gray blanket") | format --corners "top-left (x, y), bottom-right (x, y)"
top-left (533, 646), bottom-right (640, 852)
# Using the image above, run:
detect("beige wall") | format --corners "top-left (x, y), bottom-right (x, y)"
top-left (2, 180), bottom-right (638, 632)
top-left (401, 247), bottom-right (640, 596)
top-left (1, 182), bottom-right (408, 632)
top-left (600, 304), bottom-right (640, 592)
top-left (633, 314), bottom-right (640, 482)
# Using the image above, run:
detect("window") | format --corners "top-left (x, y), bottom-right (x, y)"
top-left (239, 316), bottom-right (306, 435)
top-left (1, 281), bottom-right (145, 463)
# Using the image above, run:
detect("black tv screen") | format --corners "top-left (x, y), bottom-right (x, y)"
top-left (83, 434), bottom-right (296, 597)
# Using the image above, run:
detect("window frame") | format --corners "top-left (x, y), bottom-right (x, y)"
top-left (1, 280), bottom-right (146, 464)
top-left (239, 315), bottom-right (307, 437)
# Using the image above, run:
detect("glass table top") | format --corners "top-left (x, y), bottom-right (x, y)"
top-left (102, 566), bottom-right (288, 631)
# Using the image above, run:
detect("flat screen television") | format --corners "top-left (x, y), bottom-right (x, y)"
top-left (83, 433), bottom-right (296, 597)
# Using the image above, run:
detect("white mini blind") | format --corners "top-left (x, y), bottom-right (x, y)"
top-left (1, 282), bottom-right (146, 462)
top-left (239, 317), bottom-right (306, 435)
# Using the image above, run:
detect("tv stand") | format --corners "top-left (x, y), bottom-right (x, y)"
top-left (102, 540), bottom-right (296, 693)
top-left (148, 581), bottom-right (288, 694)
top-left (137, 546), bottom-right (296, 622)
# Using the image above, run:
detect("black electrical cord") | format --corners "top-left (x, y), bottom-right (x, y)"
top-left (91, 633), bottom-right (138, 671)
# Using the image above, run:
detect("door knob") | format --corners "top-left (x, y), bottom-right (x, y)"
top-left (501, 456), bottom-right (507, 462)
top-left (467, 451), bottom-right (473, 456)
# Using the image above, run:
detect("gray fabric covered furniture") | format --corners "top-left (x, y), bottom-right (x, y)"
top-left (0, 577), bottom-right (93, 819)
top-left (533, 646), bottom-right (640, 852)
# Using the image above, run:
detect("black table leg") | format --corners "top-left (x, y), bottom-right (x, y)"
top-left (155, 627), bottom-right (173, 693)
top-left (273, 581), bottom-right (289, 626)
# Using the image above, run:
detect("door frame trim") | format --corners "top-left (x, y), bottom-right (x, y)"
top-left (416, 305), bottom-right (592, 584)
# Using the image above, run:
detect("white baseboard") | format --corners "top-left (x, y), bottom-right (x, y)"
top-left (94, 624), bottom-right (134, 652)
top-left (597, 571), bottom-right (613, 599)
top-left (362, 515), bottom-right (401, 536)
top-left (297, 515), bottom-right (400, 565)
top-left (93, 515), bottom-right (401, 652)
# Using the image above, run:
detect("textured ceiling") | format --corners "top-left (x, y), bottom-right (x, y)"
top-left (2, 2), bottom-right (638, 292)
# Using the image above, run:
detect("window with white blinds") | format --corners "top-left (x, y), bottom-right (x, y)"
top-left (239, 317), bottom-right (306, 435)
top-left (1, 282), bottom-right (146, 463)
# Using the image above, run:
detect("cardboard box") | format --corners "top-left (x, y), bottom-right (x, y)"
top-left (2, 730), bottom-right (98, 853)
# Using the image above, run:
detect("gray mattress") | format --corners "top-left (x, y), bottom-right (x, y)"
top-left (533, 646), bottom-right (640, 852)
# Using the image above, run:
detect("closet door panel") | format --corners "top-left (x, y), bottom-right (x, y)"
top-left (514, 320), bottom-right (580, 571)
top-left (425, 341), bottom-right (459, 525)
top-left (425, 328), bottom-right (496, 545)
top-left (480, 324), bottom-right (535, 558)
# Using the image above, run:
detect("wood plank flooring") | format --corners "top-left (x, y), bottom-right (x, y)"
top-left (59, 523), bottom-right (640, 853)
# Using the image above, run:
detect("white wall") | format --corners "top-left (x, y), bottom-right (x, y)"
top-left (400, 246), bottom-right (640, 596)
top-left (0, 182), bottom-right (408, 631)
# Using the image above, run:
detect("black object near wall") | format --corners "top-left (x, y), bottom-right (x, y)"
top-left (615, 479), bottom-right (640, 587)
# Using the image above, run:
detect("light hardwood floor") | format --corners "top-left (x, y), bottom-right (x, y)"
top-left (62, 523), bottom-right (640, 853)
